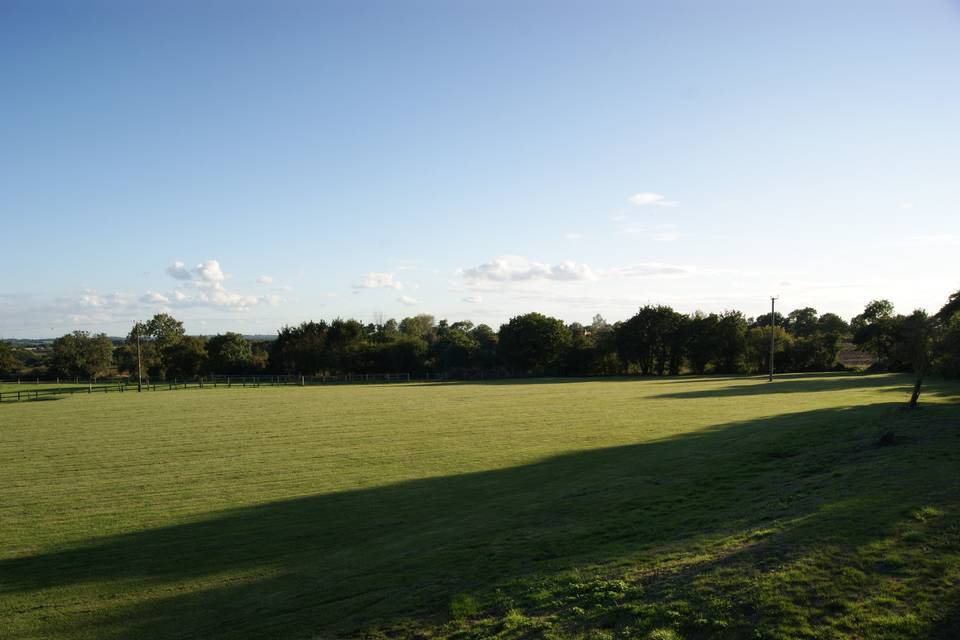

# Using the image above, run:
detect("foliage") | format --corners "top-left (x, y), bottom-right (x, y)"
top-left (0, 341), bottom-right (22, 376)
top-left (205, 332), bottom-right (254, 374)
top-left (48, 331), bottom-right (114, 378)
top-left (498, 312), bottom-right (571, 374)
top-left (852, 299), bottom-right (895, 362)
top-left (74, 287), bottom-right (960, 382)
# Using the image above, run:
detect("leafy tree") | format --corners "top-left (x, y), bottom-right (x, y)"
top-left (747, 325), bottom-right (792, 373)
top-left (891, 310), bottom-right (933, 408)
top-left (167, 336), bottom-right (208, 378)
top-left (817, 312), bottom-right (849, 336)
top-left (751, 311), bottom-right (786, 330)
top-left (433, 323), bottom-right (480, 370)
top-left (686, 313), bottom-right (720, 374)
top-left (399, 315), bottom-right (436, 342)
top-left (935, 288), bottom-right (960, 321)
top-left (0, 341), bottom-right (22, 376)
top-left (852, 299), bottom-right (895, 363)
top-left (370, 336), bottom-right (428, 374)
top-left (206, 332), bottom-right (253, 374)
top-left (470, 324), bottom-right (500, 368)
top-left (271, 321), bottom-right (329, 374)
top-left (936, 313), bottom-right (960, 378)
top-left (326, 319), bottom-right (368, 373)
top-left (713, 311), bottom-right (749, 373)
top-left (564, 323), bottom-right (596, 376)
top-left (122, 314), bottom-right (186, 379)
top-left (48, 331), bottom-right (114, 378)
top-left (786, 307), bottom-right (819, 337)
top-left (498, 313), bottom-right (570, 374)
top-left (616, 306), bottom-right (660, 375)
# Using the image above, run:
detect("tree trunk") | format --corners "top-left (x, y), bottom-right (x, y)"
top-left (909, 375), bottom-right (923, 409)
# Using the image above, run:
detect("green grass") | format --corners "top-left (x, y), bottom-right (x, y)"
top-left (1, 373), bottom-right (959, 639)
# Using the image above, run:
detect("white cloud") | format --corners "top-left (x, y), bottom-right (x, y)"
top-left (628, 192), bottom-right (678, 207)
top-left (564, 232), bottom-right (582, 240)
top-left (397, 295), bottom-right (418, 305)
top-left (461, 255), bottom-right (598, 283)
top-left (157, 259), bottom-right (284, 311)
top-left (165, 259), bottom-right (227, 283)
top-left (353, 272), bottom-right (403, 290)
top-left (194, 259), bottom-right (225, 283)
top-left (462, 295), bottom-right (483, 303)
top-left (140, 291), bottom-right (170, 304)
top-left (900, 201), bottom-right (914, 209)
top-left (165, 261), bottom-right (192, 280)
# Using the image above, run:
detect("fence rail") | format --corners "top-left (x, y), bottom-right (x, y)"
top-left (0, 373), bottom-right (413, 403)
top-left (0, 383), bottom-right (133, 402)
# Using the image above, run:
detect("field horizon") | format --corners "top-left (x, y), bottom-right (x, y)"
top-left (2, 373), bottom-right (959, 639)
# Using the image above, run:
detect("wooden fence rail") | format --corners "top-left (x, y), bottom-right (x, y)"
top-left (0, 373), bottom-right (413, 403)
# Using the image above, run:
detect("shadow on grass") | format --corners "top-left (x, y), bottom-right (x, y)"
top-left (651, 372), bottom-right (915, 399)
top-left (2, 397), bottom-right (959, 639)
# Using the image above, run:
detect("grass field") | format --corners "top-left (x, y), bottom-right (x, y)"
top-left (2, 373), bottom-right (959, 639)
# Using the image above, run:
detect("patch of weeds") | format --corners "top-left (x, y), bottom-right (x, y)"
top-left (839, 566), bottom-right (867, 587)
top-left (500, 608), bottom-right (551, 634)
top-left (910, 506), bottom-right (943, 522)
top-left (450, 593), bottom-right (481, 621)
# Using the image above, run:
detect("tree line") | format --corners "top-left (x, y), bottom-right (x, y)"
top-left (1, 288), bottom-right (958, 384)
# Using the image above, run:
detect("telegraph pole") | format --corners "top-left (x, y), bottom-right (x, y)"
top-left (136, 323), bottom-right (143, 392)
top-left (769, 297), bottom-right (778, 382)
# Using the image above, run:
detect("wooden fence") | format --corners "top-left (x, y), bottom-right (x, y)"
top-left (0, 373), bottom-right (413, 403)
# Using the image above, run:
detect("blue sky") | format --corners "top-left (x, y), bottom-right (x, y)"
top-left (2, 0), bottom-right (959, 337)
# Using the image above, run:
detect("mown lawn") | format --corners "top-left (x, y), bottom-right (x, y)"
top-left (1, 373), bottom-right (959, 639)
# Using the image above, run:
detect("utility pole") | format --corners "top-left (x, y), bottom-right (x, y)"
top-left (769, 297), bottom-right (778, 382)
top-left (136, 323), bottom-right (143, 392)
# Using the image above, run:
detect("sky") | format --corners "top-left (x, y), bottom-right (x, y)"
top-left (1, 0), bottom-right (959, 338)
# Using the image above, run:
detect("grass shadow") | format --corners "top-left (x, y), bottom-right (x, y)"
top-left (652, 372), bottom-right (914, 399)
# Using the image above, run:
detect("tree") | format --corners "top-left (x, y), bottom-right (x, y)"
top-left (935, 288), bottom-right (960, 321)
top-left (616, 306), bottom-right (659, 375)
top-left (852, 299), bottom-right (895, 363)
top-left (891, 310), bottom-right (933, 409)
top-left (470, 324), bottom-right (500, 369)
top-left (714, 311), bottom-right (749, 373)
top-left (433, 323), bottom-right (480, 370)
top-left (747, 326), bottom-right (791, 373)
top-left (0, 341), bottom-right (23, 376)
top-left (936, 312), bottom-right (960, 378)
top-left (206, 333), bottom-right (254, 374)
top-left (785, 307), bottom-right (819, 337)
top-left (399, 315), bottom-right (436, 342)
top-left (48, 331), bottom-right (114, 379)
top-left (271, 321), bottom-right (329, 374)
top-left (326, 318), bottom-right (368, 373)
top-left (498, 313), bottom-right (570, 374)
top-left (167, 336), bottom-right (208, 378)
top-left (123, 313), bottom-right (187, 379)
top-left (686, 313), bottom-right (720, 374)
